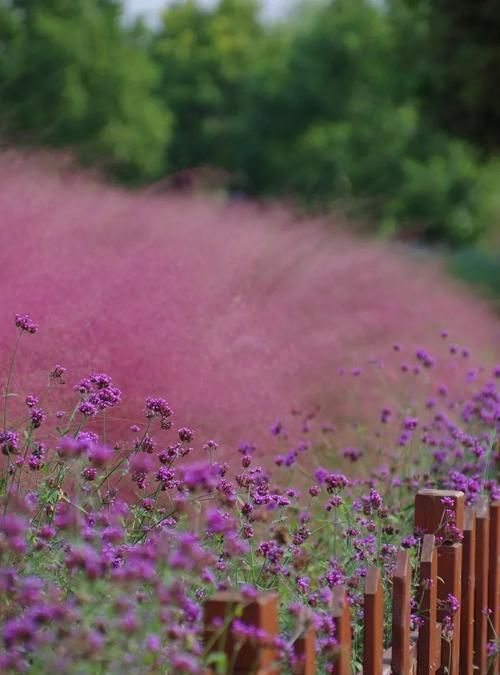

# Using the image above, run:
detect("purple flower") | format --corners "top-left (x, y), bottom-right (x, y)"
top-left (30, 408), bottom-right (45, 429)
top-left (180, 462), bottom-right (219, 491)
top-left (25, 395), bottom-right (39, 408)
top-left (15, 313), bottom-right (38, 334)
top-left (178, 427), bottom-right (194, 442)
top-left (270, 419), bottom-right (283, 436)
top-left (155, 466), bottom-right (176, 488)
top-left (442, 593), bottom-right (460, 614)
top-left (145, 397), bottom-right (173, 419)
top-left (78, 400), bottom-right (98, 417)
top-left (0, 514), bottom-right (27, 539)
top-left (0, 431), bottom-right (18, 456)
top-left (205, 508), bottom-right (236, 535)
top-left (87, 444), bottom-right (113, 468)
top-left (296, 576), bottom-right (309, 592)
top-left (57, 436), bottom-right (87, 459)
top-left (145, 633), bottom-right (161, 652)
top-left (323, 472), bottom-right (349, 493)
top-left (403, 416), bottom-right (418, 430)
top-left (341, 447), bottom-right (362, 462)
top-left (3, 616), bottom-right (36, 648)
top-left (28, 453), bottom-right (43, 470)
top-left (257, 540), bottom-right (283, 564)
top-left (238, 442), bottom-right (256, 456)
top-left (77, 431), bottom-right (99, 445)
top-left (415, 348), bottom-right (434, 368)
top-left (203, 439), bottom-right (218, 453)
top-left (50, 364), bottom-right (66, 381)
top-left (380, 406), bottom-right (391, 423)
top-left (360, 489), bottom-right (382, 515)
top-left (82, 466), bottom-right (97, 483)
top-left (401, 535), bottom-right (417, 548)
top-left (76, 373), bottom-right (121, 412)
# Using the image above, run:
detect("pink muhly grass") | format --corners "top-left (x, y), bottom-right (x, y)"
top-left (1, 150), bottom-right (500, 450)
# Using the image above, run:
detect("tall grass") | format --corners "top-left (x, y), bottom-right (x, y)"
top-left (1, 150), bottom-right (499, 452)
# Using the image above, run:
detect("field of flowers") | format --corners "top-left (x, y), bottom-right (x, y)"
top-left (0, 313), bottom-right (499, 672)
top-left (1, 153), bottom-right (499, 672)
top-left (1, 151), bottom-right (500, 450)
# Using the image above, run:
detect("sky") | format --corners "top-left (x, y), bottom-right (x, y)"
top-left (124, 0), bottom-right (295, 22)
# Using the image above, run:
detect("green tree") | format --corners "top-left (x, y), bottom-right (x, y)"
top-left (259, 0), bottom-right (419, 203)
top-left (152, 0), bottom-right (267, 180)
top-left (1, 0), bottom-right (171, 180)
top-left (391, 0), bottom-right (500, 152)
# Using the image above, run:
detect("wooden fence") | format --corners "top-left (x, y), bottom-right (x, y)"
top-left (202, 490), bottom-right (500, 674)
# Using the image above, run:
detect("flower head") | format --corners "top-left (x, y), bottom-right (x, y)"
top-left (15, 313), bottom-right (38, 334)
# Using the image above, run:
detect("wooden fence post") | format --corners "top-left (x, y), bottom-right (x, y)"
top-left (488, 500), bottom-right (499, 675)
top-left (364, 566), bottom-right (384, 675)
top-left (203, 591), bottom-right (279, 675)
top-left (474, 496), bottom-right (490, 673)
top-left (417, 534), bottom-right (440, 675)
top-left (392, 549), bottom-right (412, 674)
top-left (437, 542), bottom-right (463, 675)
top-left (414, 489), bottom-right (464, 675)
top-left (331, 586), bottom-right (351, 675)
top-left (414, 489), bottom-right (465, 542)
top-left (459, 507), bottom-right (476, 675)
top-left (291, 609), bottom-right (316, 675)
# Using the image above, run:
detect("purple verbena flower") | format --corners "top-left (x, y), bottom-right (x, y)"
top-left (15, 313), bottom-right (38, 334)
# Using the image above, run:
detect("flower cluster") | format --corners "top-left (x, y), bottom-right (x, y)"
top-left (75, 373), bottom-right (121, 417)
top-left (14, 314), bottom-right (38, 334)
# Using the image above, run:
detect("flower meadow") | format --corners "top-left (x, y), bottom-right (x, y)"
top-left (3, 150), bottom-right (500, 449)
top-left (1, 314), bottom-right (499, 673)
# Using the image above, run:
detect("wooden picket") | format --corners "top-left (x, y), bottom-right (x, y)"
top-left (489, 501), bottom-right (499, 675)
top-left (460, 507), bottom-right (476, 675)
top-left (364, 567), bottom-right (383, 675)
top-left (391, 549), bottom-right (412, 674)
top-left (202, 490), bottom-right (500, 674)
top-left (417, 534), bottom-right (440, 675)
top-left (203, 591), bottom-right (279, 674)
top-left (291, 609), bottom-right (316, 675)
top-left (474, 495), bottom-right (490, 673)
top-left (331, 586), bottom-right (351, 675)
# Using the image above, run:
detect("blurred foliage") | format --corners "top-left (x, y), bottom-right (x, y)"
top-left (450, 249), bottom-right (500, 303)
top-left (390, 0), bottom-right (500, 152)
top-left (0, 0), bottom-right (171, 179)
top-left (1, 0), bottom-right (500, 244)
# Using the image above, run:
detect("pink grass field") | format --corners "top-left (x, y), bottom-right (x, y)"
top-left (1, 150), bottom-right (500, 452)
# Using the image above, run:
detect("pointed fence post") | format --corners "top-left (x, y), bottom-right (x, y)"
top-left (364, 567), bottom-right (384, 675)
top-left (459, 507), bottom-right (476, 675)
top-left (331, 586), bottom-right (351, 675)
top-left (488, 500), bottom-right (499, 675)
top-left (392, 549), bottom-right (412, 674)
top-left (474, 496), bottom-right (490, 674)
top-left (417, 534), bottom-right (440, 675)
top-left (291, 609), bottom-right (316, 675)
top-left (203, 591), bottom-right (279, 675)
